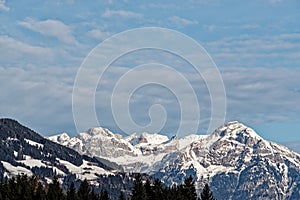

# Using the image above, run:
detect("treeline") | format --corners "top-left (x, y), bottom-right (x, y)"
top-left (0, 175), bottom-right (108, 200)
top-left (131, 174), bottom-right (216, 200)
top-left (0, 174), bottom-right (216, 200)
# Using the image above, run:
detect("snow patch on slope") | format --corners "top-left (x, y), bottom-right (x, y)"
top-left (24, 138), bottom-right (44, 148)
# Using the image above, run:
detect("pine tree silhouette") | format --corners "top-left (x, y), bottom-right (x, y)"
top-left (131, 174), bottom-right (147, 200)
top-left (67, 182), bottom-right (77, 200)
top-left (77, 179), bottom-right (91, 200)
top-left (119, 191), bottom-right (126, 200)
top-left (46, 177), bottom-right (65, 200)
top-left (100, 190), bottom-right (110, 200)
top-left (200, 183), bottom-right (216, 200)
top-left (183, 176), bottom-right (198, 200)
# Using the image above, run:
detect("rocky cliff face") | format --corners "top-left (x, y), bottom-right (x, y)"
top-left (148, 121), bottom-right (300, 199)
top-left (50, 121), bottom-right (300, 199)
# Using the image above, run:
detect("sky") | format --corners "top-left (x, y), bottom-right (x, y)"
top-left (0, 0), bottom-right (300, 151)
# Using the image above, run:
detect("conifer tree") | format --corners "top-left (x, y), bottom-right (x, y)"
top-left (183, 176), bottom-right (198, 200)
top-left (144, 179), bottom-right (154, 200)
top-left (46, 177), bottom-right (65, 200)
top-left (91, 189), bottom-right (101, 200)
top-left (100, 190), bottom-right (110, 200)
top-left (200, 183), bottom-right (215, 200)
top-left (34, 182), bottom-right (46, 200)
top-left (131, 174), bottom-right (147, 200)
top-left (152, 179), bottom-right (163, 200)
top-left (119, 191), bottom-right (126, 200)
top-left (77, 179), bottom-right (91, 200)
top-left (66, 182), bottom-right (77, 200)
top-left (175, 184), bottom-right (185, 200)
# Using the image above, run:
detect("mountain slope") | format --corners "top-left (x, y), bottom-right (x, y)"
top-left (148, 121), bottom-right (300, 200)
top-left (51, 121), bottom-right (300, 200)
top-left (49, 129), bottom-right (187, 172)
top-left (0, 118), bottom-right (140, 199)
top-left (0, 118), bottom-right (115, 180)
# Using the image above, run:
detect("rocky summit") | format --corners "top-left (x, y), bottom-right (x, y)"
top-left (50, 121), bottom-right (300, 199)
top-left (1, 118), bottom-right (300, 199)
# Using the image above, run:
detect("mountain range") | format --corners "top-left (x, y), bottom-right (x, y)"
top-left (0, 118), bottom-right (141, 199)
top-left (1, 118), bottom-right (300, 199)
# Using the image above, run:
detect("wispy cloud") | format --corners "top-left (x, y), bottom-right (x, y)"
top-left (140, 3), bottom-right (178, 10)
top-left (268, 0), bottom-right (283, 4)
top-left (205, 33), bottom-right (300, 68)
top-left (204, 24), bottom-right (230, 32)
top-left (169, 16), bottom-right (198, 28)
top-left (222, 67), bottom-right (300, 125)
top-left (18, 18), bottom-right (78, 45)
top-left (87, 29), bottom-right (111, 41)
top-left (204, 24), bottom-right (259, 32)
top-left (0, 0), bottom-right (9, 11)
top-left (102, 9), bottom-right (143, 20)
top-left (0, 35), bottom-right (54, 66)
top-left (0, 66), bottom-right (76, 135)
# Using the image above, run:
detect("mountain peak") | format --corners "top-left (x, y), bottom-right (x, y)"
top-left (86, 127), bottom-right (114, 137)
top-left (0, 118), bottom-right (27, 130)
top-left (213, 121), bottom-right (262, 140)
top-left (48, 132), bottom-right (71, 143)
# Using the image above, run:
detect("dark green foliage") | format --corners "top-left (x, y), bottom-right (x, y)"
top-left (132, 174), bottom-right (147, 200)
top-left (119, 191), bottom-right (126, 200)
top-left (66, 182), bottom-right (77, 200)
top-left (100, 190), bottom-right (110, 200)
top-left (183, 175), bottom-right (198, 200)
top-left (0, 173), bottom-right (217, 200)
top-left (34, 182), bottom-right (46, 200)
top-left (46, 177), bottom-right (65, 200)
top-left (200, 183), bottom-right (216, 200)
top-left (0, 174), bottom-right (44, 200)
top-left (0, 175), bottom-right (103, 200)
top-left (151, 179), bottom-right (164, 200)
top-left (77, 179), bottom-right (91, 200)
top-left (131, 174), bottom-right (211, 200)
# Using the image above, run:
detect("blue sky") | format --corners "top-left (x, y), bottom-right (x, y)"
top-left (1, 0), bottom-right (300, 151)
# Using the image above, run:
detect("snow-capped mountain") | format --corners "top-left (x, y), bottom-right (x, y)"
top-left (50, 121), bottom-right (300, 200)
top-left (148, 121), bottom-right (300, 199)
top-left (49, 128), bottom-right (201, 172)
top-left (0, 119), bottom-right (114, 182)
top-left (0, 118), bottom-right (140, 199)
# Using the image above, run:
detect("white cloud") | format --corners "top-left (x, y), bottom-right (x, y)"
top-left (142, 3), bottom-right (177, 10)
top-left (18, 18), bottom-right (77, 44)
top-left (268, 0), bottom-right (283, 3)
top-left (207, 24), bottom-right (228, 32)
top-left (240, 24), bottom-right (259, 29)
top-left (169, 16), bottom-right (198, 28)
top-left (0, 66), bottom-right (76, 135)
top-left (76, 62), bottom-right (300, 135)
top-left (0, 35), bottom-right (83, 67)
top-left (0, 0), bottom-right (9, 11)
top-left (106, 0), bottom-right (128, 4)
top-left (87, 29), bottom-right (111, 41)
top-left (102, 9), bottom-right (143, 19)
top-left (205, 33), bottom-right (300, 68)
top-left (0, 35), bottom-right (54, 65)
top-left (222, 67), bottom-right (300, 125)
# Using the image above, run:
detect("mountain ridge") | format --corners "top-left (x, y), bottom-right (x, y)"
top-left (0, 118), bottom-right (141, 199)
top-left (49, 120), bottom-right (300, 199)
top-left (1, 118), bottom-right (300, 199)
